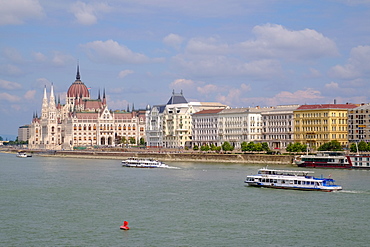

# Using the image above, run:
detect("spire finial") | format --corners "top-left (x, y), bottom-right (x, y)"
top-left (76, 60), bottom-right (80, 80)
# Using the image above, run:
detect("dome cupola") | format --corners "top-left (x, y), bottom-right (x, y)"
top-left (67, 65), bottom-right (90, 98)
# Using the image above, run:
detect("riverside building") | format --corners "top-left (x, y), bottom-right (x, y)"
top-left (145, 91), bottom-right (227, 149)
top-left (192, 109), bottom-right (224, 148)
top-left (217, 107), bottom-right (270, 149)
top-left (261, 105), bottom-right (300, 150)
top-left (28, 66), bottom-right (146, 150)
top-left (348, 103), bottom-right (370, 143)
top-left (294, 103), bottom-right (358, 148)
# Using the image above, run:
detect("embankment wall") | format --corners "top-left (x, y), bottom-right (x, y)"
top-left (49, 151), bottom-right (295, 164)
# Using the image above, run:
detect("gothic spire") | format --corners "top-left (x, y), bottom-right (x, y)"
top-left (76, 61), bottom-right (81, 81)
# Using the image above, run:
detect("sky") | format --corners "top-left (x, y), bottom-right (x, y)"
top-left (1, 0), bottom-right (370, 138)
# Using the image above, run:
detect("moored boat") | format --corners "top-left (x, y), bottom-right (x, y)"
top-left (16, 152), bottom-right (32, 158)
top-left (122, 157), bottom-right (170, 168)
top-left (244, 167), bottom-right (342, 192)
top-left (295, 151), bottom-right (370, 169)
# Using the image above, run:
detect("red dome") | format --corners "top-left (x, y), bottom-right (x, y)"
top-left (67, 65), bottom-right (90, 98)
top-left (67, 80), bottom-right (90, 98)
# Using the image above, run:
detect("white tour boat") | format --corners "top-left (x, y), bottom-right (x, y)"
top-left (122, 157), bottom-right (170, 168)
top-left (244, 167), bottom-right (342, 192)
top-left (16, 152), bottom-right (32, 158)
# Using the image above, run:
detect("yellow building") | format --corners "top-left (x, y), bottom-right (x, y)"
top-left (294, 104), bottom-right (357, 148)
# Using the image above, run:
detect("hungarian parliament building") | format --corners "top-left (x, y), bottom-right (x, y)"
top-left (23, 66), bottom-right (369, 150)
top-left (28, 66), bottom-right (146, 150)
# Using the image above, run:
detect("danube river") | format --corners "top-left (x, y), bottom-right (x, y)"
top-left (1, 152), bottom-right (369, 246)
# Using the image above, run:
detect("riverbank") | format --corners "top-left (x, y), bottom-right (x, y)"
top-left (3, 148), bottom-right (295, 165)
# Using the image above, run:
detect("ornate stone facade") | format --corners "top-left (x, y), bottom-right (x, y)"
top-left (28, 66), bottom-right (146, 150)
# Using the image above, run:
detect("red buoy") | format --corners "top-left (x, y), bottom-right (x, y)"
top-left (120, 221), bottom-right (130, 230)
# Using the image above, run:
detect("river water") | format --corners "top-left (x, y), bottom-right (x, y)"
top-left (1, 152), bottom-right (369, 247)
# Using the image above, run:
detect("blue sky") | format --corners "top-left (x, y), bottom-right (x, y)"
top-left (1, 0), bottom-right (370, 137)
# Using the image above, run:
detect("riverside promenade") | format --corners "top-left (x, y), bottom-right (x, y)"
top-left (7, 148), bottom-right (295, 165)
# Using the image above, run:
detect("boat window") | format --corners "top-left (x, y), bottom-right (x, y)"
top-left (294, 180), bottom-right (297, 184)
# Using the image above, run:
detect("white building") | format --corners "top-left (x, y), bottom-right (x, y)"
top-left (18, 125), bottom-right (31, 142)
top-left (348, 103), bottom-right (370, 143)
top-left (28, 66), bottom-right (146, 150)
top-left (261, 105), bottom-right (299, 150)
top-left (217, 107), bottom-right (267, 149)
top-left (146, 91), bottom-right (227, 148)
top-left (192, 109), bottom-right (224, 147)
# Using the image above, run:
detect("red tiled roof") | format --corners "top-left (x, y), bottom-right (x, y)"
top-left (296, 104), bottom-right (358, 110)
top-left (75, 112), bottom-right (99, 119)
top-left (193, 109), bottom-right (224, 115)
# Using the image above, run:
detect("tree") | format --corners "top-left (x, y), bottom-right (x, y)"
top-left (0, 136), bottom-right (3, 141)
top-left (358, 141), bottom-right (368, 152)
top-left (241, 142), bottom-right (248, 152)
top-left (350, 141), bottom-right (369, 152)
top-left (200, 144), bottom-right (210, 152)
top-left (350, 143), bottom-right (357, 153)
top-left (140, 137), bottom-right (145, 146)
top-left (317, 140), bottom-right (342, 151)
top-left (286, 143), bottom-right (307, 153)
top-left (261, 142), bottom-right (270, 152)
top-left (129, 137), bottom-right (136, 144)
top-left (222, 141), bottom-right (234, 152)
top-left (254, 143), bottom-right (263, 151)
top-left (193, 145), bottom-right (199, 151)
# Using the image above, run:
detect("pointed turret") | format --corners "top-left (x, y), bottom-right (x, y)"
top-left (41, 85), bottom-right (49, 120)
top-left (76, 62), bottom-right (81, 81)
top-left (102, 88), bottom-right (106, 105)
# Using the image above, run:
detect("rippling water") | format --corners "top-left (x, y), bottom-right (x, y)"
top-left (1, 152), bottom-right (369, 246)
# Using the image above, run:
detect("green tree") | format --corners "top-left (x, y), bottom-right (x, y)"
top-left (349, 143), bottom-right (357, 153)
top-left (241, 141), bottom-right (248, 152)
top-left (222, 141), bottom-right (234, 152)
top-left (286, 143), bottom-right (307, 153)
top-left (129, 137), bottom-right (136, 144)
top-left (193, 145), bottom-right (199, 151)
top-left (200, 144), bottom-right (210, 152)
top-left (0, 136), bottom-right (3, 141)
top-left (210, 144), bottom-right (217, 151)
top-left (140, 137), bottom-right (145, 146)
top-left (246, 142), bottom-right (256, 151)
top-left (254, 143), bottom-right (263, 151)
top-left (358, 141), bottom-right (368, 151)
top-left (317, 140), bottom-right (342, 151)
top-left (261, 142), bottom-right (270, 151)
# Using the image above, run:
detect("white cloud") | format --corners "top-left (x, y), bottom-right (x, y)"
top-left (33, 52), bottom-right (48, 62)
top-left (51, 52), bottom-right (74, 66)
top-left (214, 83), bottom-right (252, 106)
top-left (325, 81), bottom-right (339, 90)
top-left (0, 64), bottom-right (23, 76)
top-left (186, 37), bottom-right (229, 55)
top-left (169, 79), bottom-right (197, 92)
top-left (82, 40), bottom-right (151, 64)
top-left (163, 34), bottom-right (184, 49)
top-left (238, 24), bottom-right (339, 60)
top-left (0, 79), bottom-right (22, 90)
top-left (197, 84), bottom-right (220, 95)
top-left (24, 90), bottom-right (36, 100)
top-left (329, 45), bottom-right (370, 79)
top-left (70, 1), bottom-right (111, 25)
top-left (0, 0), bottom-right (44, 25)
top-left (2, 47), bottom-right (24, 63)
top-left (118, 70), bottom-right (134, 78)
top-left (0, 92), bottom-right (20, 102)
